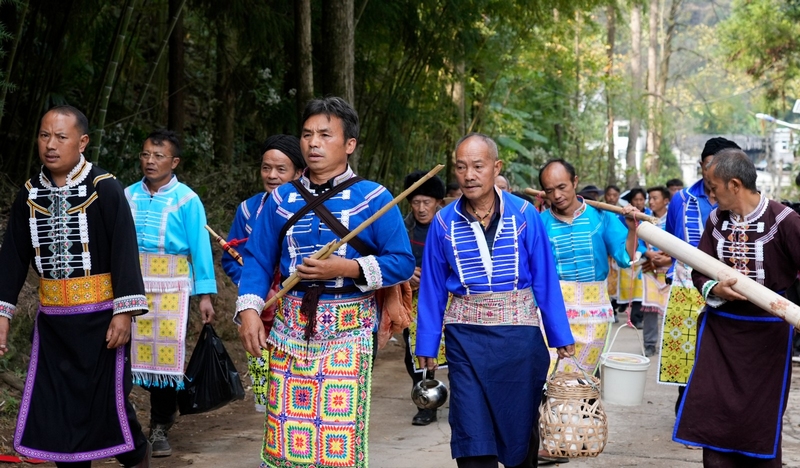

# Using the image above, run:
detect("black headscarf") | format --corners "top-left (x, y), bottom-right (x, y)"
top-left (403, 170), bottom-right (446, 200)
top-left (260, 134), bottom-right (306, 170)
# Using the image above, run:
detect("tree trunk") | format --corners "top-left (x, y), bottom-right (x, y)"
top-left (295, 0), bottom-right (314, 129)
top-left (322, 0), bottom-right (356, 168)
top-left (121, 0), bottom-right (186, 155)
top-left (89, 0), bottom-right (136, 163)
top-left (452, 59), bottom-right (466, 185)
top-left (605, 2), bottom-right (616, 187)
top-left (214, 26), bottom-right (236, 165)
top-left (168, 0), bottom-right (185, 140)
top-left (625, 1), bottom-right (643, 189)
top-left (655, 0), bottom-right (681, 162)
top-left (645, 0), bottom-right (659, 175)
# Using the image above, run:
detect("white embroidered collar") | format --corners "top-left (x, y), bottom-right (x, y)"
top-left (299, 165), bottom-right (354, 190)
top-left (141, 174), bottom-right (179, 194)
top-left (39, 154), bottom-right (92, 189)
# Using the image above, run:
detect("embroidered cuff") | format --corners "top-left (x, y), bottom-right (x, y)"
top-left (354, 256), bottom-right (383, 292)
top-left (0, 301), bottom-right (15, 320)
top-left (193, 278), bottom-right (218, 295)
top-left (701, 280), bottom-right (727, 308)
top-left (235, 294), bottom-right (266, 325)
top-left (114, 295), bottom-right (148, 315)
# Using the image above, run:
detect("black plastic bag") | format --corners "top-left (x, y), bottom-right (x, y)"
top-left (177, 324), bottom-right (245, 415)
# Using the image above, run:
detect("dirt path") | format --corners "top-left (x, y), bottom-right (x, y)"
top-left (4, 327), bottom-right (800, 467)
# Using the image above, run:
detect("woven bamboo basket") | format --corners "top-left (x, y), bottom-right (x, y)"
top-left (539, 363), bottom-right (608, 457)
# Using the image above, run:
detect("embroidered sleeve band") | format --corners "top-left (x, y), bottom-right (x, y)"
top-left (235, 294), bottom-right (266, 325)
top-left (0, 301), bottom-right (15, 320)
top-left (701, 280), bottom-right (727, 308)
top-left (354, 256), bottom-right (383, 292)
top-left (113, 295), bottom-right (149, 315)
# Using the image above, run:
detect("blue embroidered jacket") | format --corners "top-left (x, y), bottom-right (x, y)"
top-left (222, 192), bottom-right (266, 285)
top-left (235, 167), bottom-right (415, 321)
top-left (416, 190), bottom-right (573, 357)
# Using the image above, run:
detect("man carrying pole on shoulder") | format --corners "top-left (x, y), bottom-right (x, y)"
top-left (236, 97), bottom-right (414, 468)
top-left (538, 159), bottom-right (642, 376)
top-left (660, 137), bottom-right (740, 413)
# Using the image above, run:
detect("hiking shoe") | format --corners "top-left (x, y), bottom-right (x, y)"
top-left (149, 424), bottom-right (172, 457)
top-left (412, 408), bottom-right (437, 426)
top-left (645, 345), bottom-right (657, 357)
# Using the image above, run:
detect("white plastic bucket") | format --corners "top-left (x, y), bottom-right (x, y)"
top-left (599, 352), bottom-right (650, 406)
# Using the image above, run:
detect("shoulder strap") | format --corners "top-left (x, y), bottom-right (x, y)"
top-left (277, 176), bottom-right (362, 245)
top-left (292, 181), bottom-right (377, 257)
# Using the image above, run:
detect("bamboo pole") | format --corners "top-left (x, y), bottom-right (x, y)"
top-left (90, 0), bottom-right (136, 163)
top-left (205, 225), bottom-right (243, 266)
top-left (524, 187), bottom-right (659, 224)
top-left (263, 164), bottom-right (445, 309)
top-left (637, 221), bottom-right (800, 327)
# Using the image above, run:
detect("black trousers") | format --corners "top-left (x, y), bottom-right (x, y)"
top-left (148, 385), bottom-right (179, 426)
top-left (455, 423), bottom-right (539, 468)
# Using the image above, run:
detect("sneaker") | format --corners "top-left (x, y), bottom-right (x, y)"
top-left (411, 408), bottom-right (437, 426)
top-left (149, 424), bottom-right (172, 457)
top-left (645, 345), bottom-right (657, 357)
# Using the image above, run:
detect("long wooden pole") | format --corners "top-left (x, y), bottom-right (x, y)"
top-left (637, 221), bottom-right (800, 327)
top-left (205, 225), bottom-right (243, 266)
top-left (263, 164), bottom-right (446, 309)
top-left (524, 187), bottom-right (659, 223)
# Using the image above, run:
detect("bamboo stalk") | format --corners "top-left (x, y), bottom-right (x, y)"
top-left (205, 225), bottom-right (243, 266)
top-left (90, 0), bottom-right (137, 163)
top-left (263, 164), bottom-right (445, 309)
top-left (637, 221), bottom-right (800, 327)
top-left (120, 0), bottom-right (187, 154)
top-left (524, 187), bottom-right (658, 224)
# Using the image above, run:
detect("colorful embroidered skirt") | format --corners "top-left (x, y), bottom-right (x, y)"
top-left (131, 253), bottom-right (191, 389)
top-left (642, 270), bottom-right (670, 315)
top-left (546, 281), bottom-right (613, 375)
top-left (617, 266), bottom-right (643, 303)
top-left (248, 349), bottom-right (270, 412)
top-left (407, 294), bottom-right (447, 372)
top-left (262, 294), bottom-right (376, 468)
top-left (548, 322), bottom-right (610, 376)
top-left (607, 257), bottom-right (619, 300)
top-left (657, 285), bottom-right (704, 385)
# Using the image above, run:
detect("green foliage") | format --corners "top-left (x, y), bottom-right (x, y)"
top-left (717, 0), bottom-right (800, 113)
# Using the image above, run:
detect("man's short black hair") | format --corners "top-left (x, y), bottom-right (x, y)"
top-left (665, 178), bottom-right (683, 188)
top-left (622, 187), bottom-right (646, 203)
top-left (301, 97), bottom-right (360, 142)
top-left (446, 182), bottom-right (460, 192)
top-left (46, 105), bottom-right (89, 136)
top-left (706, 148), bottom-right (758, 192)
top-left (146, 129), bottom-right (182, 158)
top-left (647, 186), bottom-right (671, 200)
top-left (538, 159), bottom-right (577, 189)
top-left (604, 184), bottom-right (621, 193)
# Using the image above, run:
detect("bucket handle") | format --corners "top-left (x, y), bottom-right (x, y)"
top-left (549, 355), bottom-right (599, 391)
top-left (606, 322), bottom-right (646, 357)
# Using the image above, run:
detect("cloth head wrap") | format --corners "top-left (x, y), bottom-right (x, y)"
top-left (701, 137), bottom-right (741, 161)
top-left (404, 170), bottom-right (446, 200)
top-left (260, 134), bottom-right (306, 170)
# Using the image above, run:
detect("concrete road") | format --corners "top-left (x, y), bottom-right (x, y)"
top-left (72, 323), bottom-right (800, 467)
top-left (369, 323), bottom-right (800, 467)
